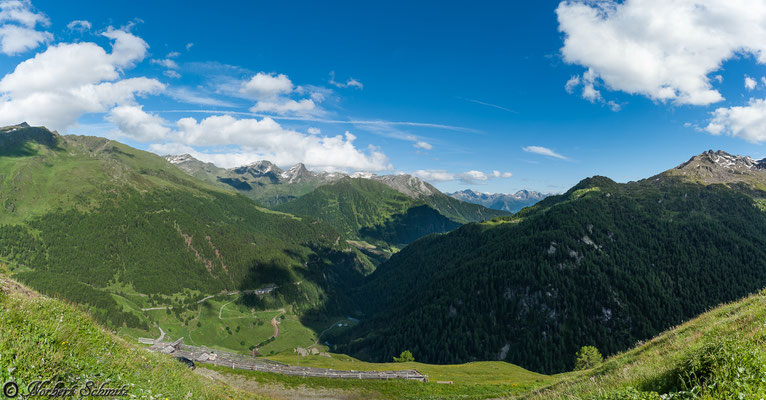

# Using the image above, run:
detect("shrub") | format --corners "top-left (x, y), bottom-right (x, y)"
top-left (574, 345), bottom-right (603, 370)
top-left (393, 350), bottom-right (415, 363)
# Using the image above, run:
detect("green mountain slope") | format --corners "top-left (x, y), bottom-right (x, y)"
top-left (336, 152), bottom-right (766, 374)
top-left (275, 177), bottom-right (461, 247)
top-left (0, 124), bottom-right (368, 332)
top-left (0, 273), bottom-right (258, 399)
top-left (524, 288), bottom-right (766, 399)
top-left (166, 154), bottom-right (509, 223)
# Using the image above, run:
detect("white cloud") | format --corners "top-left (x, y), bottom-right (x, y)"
top-left (250, 98), bottom-right (316, 114)
top-left (107, 104), bottom-right (170, 142)
top-left (0, 28), bottom-right (164, 129)
top-left (185, 42), bottom-right (193, 51)
top-left (745, 75), bottom-right (758, 91)
top-left (414, 141), bottom-right (433, 150)
top-left (412, 169), bottom-right (512, 184)
top-left (166, 51), bottom-right (180, 58)
top-left (565, 75), bottom-right (580, 94)
top-left (329, 71), bottom-right (363, 89)
top-left (238, 72), bottom-right (324, 116)
top-left (0, 0), bottom-right (51, 54)
top-left (241, 72), bottom-right (294, 99)
top-left (307, 127), bottom-right (320, 135)
top-left (150, 115), bottom-right (390, 171)
top-left (152, 58), bottom-right (178, 69)
top-left (705, 98), bottom-right (766, 142)
top-left (66, 20), bottom-right (90, 32)
top-left (168, 87), bottom-right (235, 107)
top-left (164, 70), bottom-right (181, 79)
top-left (557, 0), bottom-right (766, 106)
top-left (522, 145), bottom-right (569, 160)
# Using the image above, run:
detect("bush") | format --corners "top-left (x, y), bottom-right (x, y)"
top-left (574, 345), bottom-right (603, 370)
top-left (393, 350), bottom-right (415, 363)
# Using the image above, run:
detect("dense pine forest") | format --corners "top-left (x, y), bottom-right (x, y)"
top-left (334, 175), bottom-right (766, 374)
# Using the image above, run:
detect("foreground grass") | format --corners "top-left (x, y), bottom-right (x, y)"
top-left (524, 289), bottom-right (766, 399)
top-left (207, 363), bottom-right (545, 400)
top-left (0, 275), bottom-right (262, 399)
top-left (267, 351), bottom-right (547, 386)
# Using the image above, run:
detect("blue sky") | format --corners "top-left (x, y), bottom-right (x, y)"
top-left (1, 0), bottom-right (765, 194)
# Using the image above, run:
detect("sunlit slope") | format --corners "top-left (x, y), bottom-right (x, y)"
top-left (0, 124), bottom-right (368, 332)
top-left (276, 177), bottom-right (461, 247)
top-left (524, 289), bottom-right (766, 399)
top-left (0, 273), bottom-right (262, 399)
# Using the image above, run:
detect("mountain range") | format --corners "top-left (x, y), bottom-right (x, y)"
top-left (6, 121), bottom-right (766, 394)
top-left (165, 153), bottom-right (509, 251)
top-left (448, 189), bottom-right (549, 213)
top-left (334, 150), bottom-right (766, 374)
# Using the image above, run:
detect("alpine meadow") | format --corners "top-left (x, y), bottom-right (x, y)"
top-left (3, 1), bottom-right (766, 399)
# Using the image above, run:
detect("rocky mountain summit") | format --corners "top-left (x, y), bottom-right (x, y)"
top-left (665, 150), bottom-right (766, 188)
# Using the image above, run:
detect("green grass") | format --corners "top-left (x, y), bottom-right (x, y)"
top-left (206, 360), bottom-right (547, 400)
top-left (523, 289), bottom-right (766, 399)
top-left (267, 351), bottom-right (548, 386)
top-left (0, 274), bottom-right (262, 400)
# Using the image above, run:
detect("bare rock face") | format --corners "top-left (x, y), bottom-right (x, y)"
top-left (666, 150), bottom-right (766, 187)
top-left (369, 174), bottom-right (438, 198)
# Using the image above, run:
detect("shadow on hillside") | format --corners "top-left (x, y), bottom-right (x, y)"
top-left (234, 248), bottom-right (367, 340)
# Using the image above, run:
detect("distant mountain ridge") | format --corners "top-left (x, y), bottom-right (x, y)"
top-left (448, 189), bottom-right (548, 213)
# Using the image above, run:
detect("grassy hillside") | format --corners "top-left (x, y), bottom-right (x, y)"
top-left (337, 173), bottom-right (766, 374)
top-left (206, 351), bottom-right (550, 399)
top-left (0, 272), bottom-right (259, 399)
top-left (0, 125), bottom-right (369, 335)
top-left (276, 177), bottom-right (461, 248)
top-left (524, 288), bottom-right (766, 399)
top-left (420, 189), bottom-right (510, 224)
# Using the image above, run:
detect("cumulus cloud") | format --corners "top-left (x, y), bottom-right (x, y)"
top-left (557, 0), bottom-right (766, 106)
top-left (745, 75), bottom-right (758, 91)
top-left (164, 70), bottom-right (181, 79)
top-left (107, 104), bottom-right (170, 142)
top-left (0, 28), bottom-right (164, 129)
top-left (412, 169), bottom-right (512, 184)
top-left (705, 98), bottom-right (766, 142)
top-left (241, 72), bottom-right (294, 98)
top-left (414, 141), bottom-right (433, 150)
top-left (144, 115), bottom-right (391, 171)
top-left (66, 19), bottom-right (90, 32)
top-left (238, 72), bottom-right (323, 116)
top-left (0, 0), bottom-right (51, 54)
top-left (522, 146), bottom-right (569, 160)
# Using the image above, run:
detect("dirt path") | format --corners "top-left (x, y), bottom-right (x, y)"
top-left (218, 300), bottom-right (234, 320)
top-left (141, 306), bottom-right (173, 311)
top-left (271, 308), bottom-right (286, 338)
